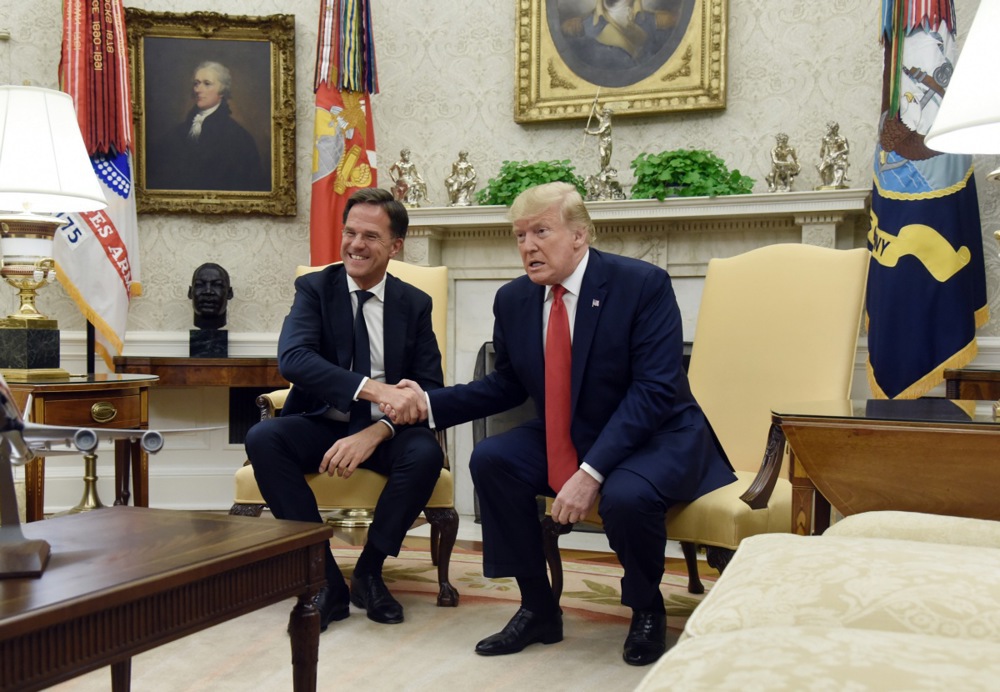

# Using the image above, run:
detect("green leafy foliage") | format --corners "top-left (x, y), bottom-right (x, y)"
top-left (630, 149), bottom-right (755, 200)
top-left (475, 160), bottom-right (586, 207)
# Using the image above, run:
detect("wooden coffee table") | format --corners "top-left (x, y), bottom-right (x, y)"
top-left (0, 507), bottom-right (332, 691)
top-left (772, 399), bottom-right (1000, 535)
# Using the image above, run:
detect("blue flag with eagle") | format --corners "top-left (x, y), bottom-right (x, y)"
top-left (867, 0), bottom-right (988, 399)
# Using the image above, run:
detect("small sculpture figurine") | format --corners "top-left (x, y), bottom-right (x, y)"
top-left (445, 150), bottom-right (478, 206)
top-left (765, 132), bottom-right (801, 193)
top-left (816, 121), bottom-right (850, 189)
top-left (188, 262), bottom-right (233, 357)
top-left (583, 105), bottom-right (626, 201)
top-left (389, 148), bottom-right (430, 207)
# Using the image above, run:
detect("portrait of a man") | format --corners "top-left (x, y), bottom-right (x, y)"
top-left (142, 37), bottom-right (272, 193)
top-left (548, 0), bottom-right (695, 88)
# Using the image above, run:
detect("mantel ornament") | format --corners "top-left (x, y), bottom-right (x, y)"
top-left (389, 148), bottom-right (430, 207)
top-left (445, 150), bottom-right (477, 207)
top-left (765, 132), bottom-right (801, 193)
top-left (816, 121), bottom-right (850, 190)
top-left (583, 104), bottom-right (626, 201)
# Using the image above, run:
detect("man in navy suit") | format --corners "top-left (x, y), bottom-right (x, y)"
top-left (390, 182), bottom-right (735, 665)
top-left (246, 187), bottom-right (442, 631)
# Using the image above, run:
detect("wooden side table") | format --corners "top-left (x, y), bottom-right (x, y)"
top-left (7, 374), bottom-right (157, 521)
top-left (943, 367), bottom-right (1000, 400)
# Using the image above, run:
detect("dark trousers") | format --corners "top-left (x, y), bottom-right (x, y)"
top-left (470, 421), bottom-right (670, 610)
top-left (245, 415), bottom-right (443, 581)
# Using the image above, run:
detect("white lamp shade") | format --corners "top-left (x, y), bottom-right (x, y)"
top-left (924, 0), bottom-right (1000, 154)
top-left (0, 85), bottom-right (107, 214)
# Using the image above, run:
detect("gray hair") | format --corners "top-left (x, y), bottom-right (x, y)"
top-left (195, 61), bottom-right (232, 98)
top-left (509, 182), bottom-right (595, 243)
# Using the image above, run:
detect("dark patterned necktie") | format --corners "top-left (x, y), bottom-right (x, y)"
top-left (348, 290), bottom-right (374, 433)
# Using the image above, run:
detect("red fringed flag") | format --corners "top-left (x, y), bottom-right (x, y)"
top-left (310, 0), bottom-right (380, 265)
top-left (866, 0), bottom-right (988, 398)
top-left (57, 0), bottom-right (142, 370)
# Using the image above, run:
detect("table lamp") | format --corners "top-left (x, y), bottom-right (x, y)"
top-left (924, 0), bottom-right (1000, 159)
top-left (0, 85), bottom-right (107, 382)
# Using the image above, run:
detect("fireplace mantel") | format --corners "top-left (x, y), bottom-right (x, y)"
top-left (403, 188), bottom-right (871, 278)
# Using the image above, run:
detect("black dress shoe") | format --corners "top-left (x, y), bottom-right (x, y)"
top-left (475, 607), bottom-right (563, 656)
top-left (289, 585), bottom-right (349, 634)
top-left (350, 572), bottom-right (404, 624)
top-left (623, 610), bottom-right (666, 666)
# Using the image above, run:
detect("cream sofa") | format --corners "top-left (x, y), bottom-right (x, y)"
top-left (637, 511), bottom-right (1000, 690)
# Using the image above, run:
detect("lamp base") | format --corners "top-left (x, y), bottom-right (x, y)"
top-left (0, 316), bottom-right (67, 381)
top-left (0, 534), bottom-right (51, 579)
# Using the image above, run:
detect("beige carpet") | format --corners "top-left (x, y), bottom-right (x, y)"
top-left (51, 547), bottom-right (711, 692)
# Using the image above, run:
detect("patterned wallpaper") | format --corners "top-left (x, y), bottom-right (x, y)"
top-left (1, 0), bottom-right (998, 339)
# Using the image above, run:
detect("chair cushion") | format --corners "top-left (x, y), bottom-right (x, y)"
top-left (666, 471), bottom-right (791, 548)
top-left (825, 510), bottom-right (1000, 549)
top-left (636, 626), bottom-right (1000, 691)
top-left (234, 464), bottom-right (454, 509)
top-left (684, 532), bottom-right (1000, 643)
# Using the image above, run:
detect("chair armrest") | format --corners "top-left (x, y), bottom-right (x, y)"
top-left (739, 421), bottom-right (787, 510)
top-left (256, 388), bottom-right (290, 421)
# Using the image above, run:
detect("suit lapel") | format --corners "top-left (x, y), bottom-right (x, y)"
top-left (330, 269), bottom-right (354, 369)
top-left (382, 275), bottom-right (405, 383)
top-left (573, 250), bottom-right (607, 410)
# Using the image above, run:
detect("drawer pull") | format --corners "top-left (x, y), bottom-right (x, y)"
top-left (91, 401), bottom-right (118, 424)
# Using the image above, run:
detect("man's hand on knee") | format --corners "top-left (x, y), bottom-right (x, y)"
top-left (551, 471), bottom-right (600, 525)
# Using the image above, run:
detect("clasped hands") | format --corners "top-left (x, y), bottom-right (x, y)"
top-left (376, 378), bottom-right (427, 425)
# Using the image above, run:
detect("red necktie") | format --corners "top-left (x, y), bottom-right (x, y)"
top-left (545, 284), bottom-right (577, 491)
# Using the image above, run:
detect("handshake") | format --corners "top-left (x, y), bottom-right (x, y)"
top-left (377, 379), bottom-right (428, 425)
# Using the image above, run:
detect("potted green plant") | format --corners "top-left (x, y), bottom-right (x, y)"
top-left (630, 149), bottom-right (754, 200)
top-left (476, 159), bottom-right (586, 207)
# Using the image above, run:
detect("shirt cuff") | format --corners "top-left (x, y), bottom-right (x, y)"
top-left (377, 417), bottom-right (396, 438)
top-left (352, 376), bottom-right (369, 401)
top-left (580, 462), bottom-right (604, 484)
top-left (425, 392), bottom-right (437, 429)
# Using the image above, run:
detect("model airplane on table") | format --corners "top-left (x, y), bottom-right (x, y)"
top-left (0, 372), bottom-right (218, 578)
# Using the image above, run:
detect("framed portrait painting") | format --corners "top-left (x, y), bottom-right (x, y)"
top-left (515, 0), bottom-right (728, 123)
top-left (125, 9), bottom-right (296, 215)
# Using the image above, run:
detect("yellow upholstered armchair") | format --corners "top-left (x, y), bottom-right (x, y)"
top-left (543, 244), bottom-right (869, 596)
top-left (231, 259), bottom-right (459, 607)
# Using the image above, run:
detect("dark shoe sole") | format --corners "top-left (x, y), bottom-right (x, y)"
top-left (622, 645), bottom-right (666, 666)
top-left (350, 590), bottom-right (404, 624)
top-left (475, 631), bottom-right (563, 656)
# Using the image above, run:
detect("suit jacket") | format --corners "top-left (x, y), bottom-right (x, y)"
top-left (429, 249), bottom-right (734, 502)
top-left (278, 264), bottom-right (443, 432)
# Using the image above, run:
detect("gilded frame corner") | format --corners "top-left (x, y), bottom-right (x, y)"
top-left (514, 0), bottom-right (727, 123)
top-left (125, 9), bottom-right (296, 215)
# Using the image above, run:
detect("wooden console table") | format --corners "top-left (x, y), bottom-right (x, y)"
top-left (944, 367), bottom-right (1000, 400)
top-left (8, 374), bottom-right (157, 522)
top-left (774, 399), bottom-right (1000, 536)
top-left (0, 507), bottom-right (330, 691)
top-left (114, 356), bottom-right (286, 388)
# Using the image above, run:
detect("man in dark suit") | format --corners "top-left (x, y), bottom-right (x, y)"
top-left (389, 182), bottom-right (735, 665)
top-left (245, 187), bottom-right (442, 631)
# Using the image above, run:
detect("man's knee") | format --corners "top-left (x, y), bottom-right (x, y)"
top-left (244, 418), bottom-right (282, 464)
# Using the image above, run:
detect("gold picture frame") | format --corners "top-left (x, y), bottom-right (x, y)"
top-left (125, 9), bottom-right (296, 215)
top-left (515, 0), bottom-right (727, 123)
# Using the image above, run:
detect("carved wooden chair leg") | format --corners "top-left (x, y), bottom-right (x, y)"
top-left (423, 507), bottom-right (460, 607)
top-left (705, 546), bottom-right (735, 574)
top-left (229, 503), bottom-right (265, 517)
top-left (680, 541), bottom-right (705, 594)
top-left (541, 516), bottom-right (574, 602)
top-left (429, 522), bottom-right (441, 567)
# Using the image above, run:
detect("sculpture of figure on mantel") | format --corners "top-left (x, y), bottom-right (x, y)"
top-left (765, 132), bottom-right (801, 193)
top-left (816, 121), bottom-right (850, 189)
top-left (389, 148), bottom-right (430, 207)
top-left (583, 105), bottom-right (626, 201)
top-left (188, 262), bottom-right (233, 357)
top-left (445, 150), bottom-right (477, 207)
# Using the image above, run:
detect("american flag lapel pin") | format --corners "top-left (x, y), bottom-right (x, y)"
top-left (592, 299), bottom-right (600, 307)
